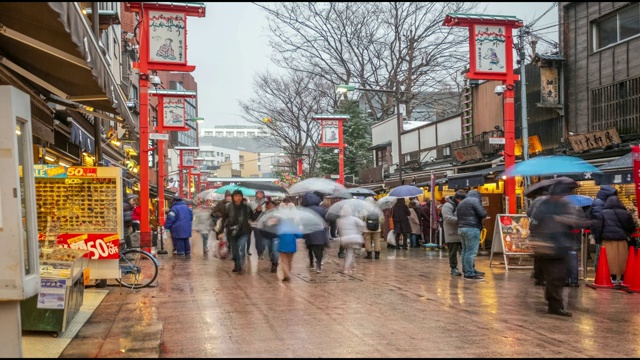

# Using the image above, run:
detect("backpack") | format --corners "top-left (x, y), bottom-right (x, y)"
top-left (365, 212), bottom-right (380, 231)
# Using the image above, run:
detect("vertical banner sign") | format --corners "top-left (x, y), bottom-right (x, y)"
top-left (321, 120), bottom-right (340, 145)
top-left (474, 25), bottom-right (507, 74)
top-left (633, 145), bottom-right (640, 220)
top-left (163, 97), bottom-right (186, 128)
top-left (148, 10), bottom-right (187, 65)
top-left (181, 150), bottom-right (195, 168)
top-left (489, 214), bottom-right (533, 271)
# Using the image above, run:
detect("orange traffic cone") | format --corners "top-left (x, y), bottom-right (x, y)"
top-left (586, 246), bottom-right (615, 289)
top-left (622, 247), bottom-right (636, 288)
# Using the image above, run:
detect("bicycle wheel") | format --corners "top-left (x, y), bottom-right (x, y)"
top-left (115, 249), bottom-right (159, 289)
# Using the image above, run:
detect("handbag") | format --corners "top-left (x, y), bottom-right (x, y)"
top-left (389, 208), bottom-right (395, 230)
top-left (214, 218), bottom-right (224, 233)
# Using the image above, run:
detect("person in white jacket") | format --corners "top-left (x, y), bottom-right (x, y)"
top-left (336, 206), bottom-right (366, 274)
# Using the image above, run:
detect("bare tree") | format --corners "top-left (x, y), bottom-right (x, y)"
top-left (238, 70), bottom-right (337, 176)
top-left (255, 2), bottom-right (479, 122)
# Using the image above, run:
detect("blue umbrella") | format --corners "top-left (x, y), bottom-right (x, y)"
top-left (505, 155), bottom-right (601, 177)
top-left (564, 194), bottom-right (593, 207)
top-left (388, 185), bottom-right (424, 198)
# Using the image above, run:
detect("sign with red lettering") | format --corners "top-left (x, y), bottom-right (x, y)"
top-left (56, 233), bottom-right (120, 260)
top-left (66, 167), bottom-right (98, 177)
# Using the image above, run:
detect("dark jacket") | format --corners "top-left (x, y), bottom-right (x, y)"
top-left (392, 199), bottom-right (412, 234)
top-left (222, 202), bottom-right (252, 238)
top-left (455, 190), bottom-right (487, 229)
top-left (532, 197), bottom-right (580, 258)
top-left (123, 201), bottom-right (134, 225)
top-left (301, 192), bottom-right (329, 246)
top-left (590, 185), bottom-right (617, 219)
top-left (164, 199), bottom-right (193, 239)
top-left (592, 196), bottom-right (636, 244)
top-left (441, 196), bottom-right (461, 243)
top-left (527, 195), bottom-right (548, 235)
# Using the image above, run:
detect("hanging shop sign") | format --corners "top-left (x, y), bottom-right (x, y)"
top-left (568, 128), bottom-right (622, 153)
top-left (319, 119), bottom-right (341, 146)
top-left (148, 10), bottom-right (187, 65)
top-left (180, 150), bottom-right (196, 168)
top-left (489, 214), bottom-right (534, 271)
top-left (162, 97), bottom-right (186, 129)
top-left (540, 67), bottom-right (559, 105)
top-left (452, 145), bottom-right (483, 163)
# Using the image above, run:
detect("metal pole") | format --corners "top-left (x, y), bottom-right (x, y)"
top-left (396, 92), bottom-right (403, 186)
top-left (91, 2), bottom-right (101, 164)
top-left (519, 28), bottom-right (530, 195)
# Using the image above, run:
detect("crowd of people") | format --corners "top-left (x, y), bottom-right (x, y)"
top-left (124, 181), bottom-right (638, 319)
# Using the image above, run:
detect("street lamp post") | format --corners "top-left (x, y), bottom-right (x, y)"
top-left (337, 84), bottom-right (405, 185)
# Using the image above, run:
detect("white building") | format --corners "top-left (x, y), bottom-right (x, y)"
top-left (199, 125), bottom-right (270, 138)
top-left (198, 136), bottom-right (282, 178)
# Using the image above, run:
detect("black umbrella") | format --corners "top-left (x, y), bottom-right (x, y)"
top-left (238, 181), bottom-right (289, 194)
top-left (346, 187), bottom-right (377, 197)
top-left (524, 177), bottom-right (577, 198)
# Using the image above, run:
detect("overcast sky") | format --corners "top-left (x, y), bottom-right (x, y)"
top-left (187, 2), bottom-right (559, 128)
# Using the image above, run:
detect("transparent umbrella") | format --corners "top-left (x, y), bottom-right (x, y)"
top-left (256, 206), bottom-right (327, 234)
top-left (195, 189), bottom-right (224, 201)
top-left (377, 196), bottom-right (397, 210)
top-left (326, 199), bottom-right (382, 219)
top-left (287, 178), bottom-right (347, 196)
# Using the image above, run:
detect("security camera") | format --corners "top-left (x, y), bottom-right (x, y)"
top-left (494, 85), bottom-right (506, 96)
top-left (149, 75), bottom-right (161, 86)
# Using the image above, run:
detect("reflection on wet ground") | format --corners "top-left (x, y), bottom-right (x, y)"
top-left (61, 238), bottom-right (640, 358)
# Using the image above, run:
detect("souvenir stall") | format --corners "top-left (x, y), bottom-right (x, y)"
top-left (20, 164), bottom-right (124, 335)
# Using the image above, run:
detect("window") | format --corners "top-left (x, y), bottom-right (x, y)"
top-left (215, 131), bottom-right (223, 137)
top-left (375, 148), bottom-right (385, 167)
top-left (593, 4), bottom-right (640, 50)
top-left (590, 76), bottom-right (640, 134)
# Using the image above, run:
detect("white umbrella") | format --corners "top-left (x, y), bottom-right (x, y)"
top-left (326, 199), bottom-right (382, 218)
top-left (287, 177), bottom-right (347, 196)
top-left (256, 206), bottom-right (327, 234)
top-left (377, 196), bottom-right (397, 210)
top-left (195, 189), bottom-right (224, 201)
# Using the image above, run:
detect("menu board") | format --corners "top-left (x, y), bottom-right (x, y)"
top-left (491, 214), bottom-right (534, 254)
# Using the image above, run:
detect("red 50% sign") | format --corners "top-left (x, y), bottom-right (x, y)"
top-left (57, 233), bottom-right (120, 260)
top-left (66, 167), bottom-right (97, 177)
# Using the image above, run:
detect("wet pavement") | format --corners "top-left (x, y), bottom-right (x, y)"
top-left (60, 235), bottom-right (640, 358)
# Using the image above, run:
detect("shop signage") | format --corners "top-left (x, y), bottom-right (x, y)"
top-left (540, 67), bottom-right (559, 105)
top-left (66, 167), bottom-right (98, 177)
top-left (148, 10), bottom-right (187, 65)
top-left (568, 128), bottom-right (622, 152)
top-left (474, 25), bottom-right (508, 75)
top-left (37, 279), bottom-right (67, 309)
top-left (514, 135), bottom-right (543, 156)
top-left (83, 268), bottom-right (91, 286)
top-left (489, 214), bottom-right (534, 271)
top-left (162, 97), bottom-right (186, 129)
top-left (489, 137), bottom-right (505, 144)
top-left (34, 164), bottom-right (67, 178)
top-left (320, 119), bottom-right (340, 146)
top-left (180, 150), bottom-right (196, 168)
top-left (149, 133), bottom-right (169, 140)
top-left (452, 145), bottom-right (483, 163)
top-left (56, 233), bottom-right (120, 260)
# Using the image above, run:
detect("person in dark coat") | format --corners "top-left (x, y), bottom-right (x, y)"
top-left (220, 190), bottom-right (253, 273)
top-left (392, 198), bottom-right (411, 250)
top-left (419, 200), bottom-right (431, 245)
top-left (590, 185), bottom-right (618, 219)
top-left (123, 194), bottom-right (135, 248)
top-left (532, 182), bottom-right (590, 317)
top-left (442, 191), bottom-right (466, 276)
top-left (258, 200), bottom-right (280, 273)
top-left (455, 190), bottom-right (488, 280)
top-left (301, 192), bottom-right (330, 272)
top-left (164, 196), bottom-right (194, 256)
top-left (592, 196), bottom-right (636, 284)
top-left (527, 191), bottom-right (549, 286)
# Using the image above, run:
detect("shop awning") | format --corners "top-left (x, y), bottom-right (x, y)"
top-left (415, 178), bottom-right (448, 188)
top-left (596, 151), bottom-right (633, 185)
top-left (447, 165), bottom-right (505, 189)
top-left (0, 3), bottom-right (137, 134)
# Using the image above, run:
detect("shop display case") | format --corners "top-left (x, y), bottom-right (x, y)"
top-left (20, 248), bottom-right (89, 335)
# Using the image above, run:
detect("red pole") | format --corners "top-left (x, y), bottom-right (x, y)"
top-left (633, 145), bottom-right (640, 220)
top-left (138, 7), bottom-right (151, 247)
top-left (157, 137), bottom-right (165, 226)
top-left (503, 26), bottom-right (517, 214)
top-left (297, 158), bottom-right (303, 177)
top-left (338, 119), bottom-right (345, 185)
top-left (187, 167), bottom-right (192, 199)
top-left (179, 164), bottom-right (184, 198)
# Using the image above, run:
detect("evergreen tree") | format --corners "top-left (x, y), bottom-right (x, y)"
top-left (317, 101), bottom-right (373, 182)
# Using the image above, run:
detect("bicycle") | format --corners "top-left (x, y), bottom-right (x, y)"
top-left (115, 238), bottom-right (159, 289)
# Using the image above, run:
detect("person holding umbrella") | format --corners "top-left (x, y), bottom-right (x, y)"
top-left (391, 198), bottom-right (412, 250)
top-left (277, 204), bottom-right (302, 281)
top-left (301, 192), bottom-right (329, 273)
top-left (259, 200), bottom-right (280, 273)
top-left (336, 205), bottom-right (366, 274)
top-left (219, 190), bottom-right (253, 273)
top-left (528, 190), bottom-right (550, 286)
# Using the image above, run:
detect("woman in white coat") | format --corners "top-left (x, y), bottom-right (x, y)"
top-left (336, 206), bottom-right (366, 274)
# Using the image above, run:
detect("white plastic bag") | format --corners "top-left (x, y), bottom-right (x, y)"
top-left (387, 230), bottom-right (396, 246)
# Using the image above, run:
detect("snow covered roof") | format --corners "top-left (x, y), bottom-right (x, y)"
top-left (403, 121), bottom-right (429, 131)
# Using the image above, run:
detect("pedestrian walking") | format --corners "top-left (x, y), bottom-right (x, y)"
top-left (336, 206), bottom-right (366, 274)
top-left (219, 190), bottom-right (253, 273)
top-left (442, 190), bottom-right (466, 276)
top-left (193, 200), bottom-right (214, 254)
top-left (527, 191), bottom-right (549, 286)
top-left (362, 197), bottom-right (384, 259)
top-left (123, 194), bottom-right (135, 248)
top-left (419, 199), bottom-right (432, 245)
top-left (251, 190), bottom-right (267, 258)
top-left (164, 196), bottom-right (194, 256)
top-left (392, 198), bottom-right (411, 250)
top-left (132, 200), bottom-right (141, 232)
top-left (212, 190), bottom-right (232, 260)
top-left (591, 196), bottom-right (636, 285)
top-left (259, 200), bottom-right (280, 273)
top-left (531, 182), bottom-right (590, 317)
top-left (301, 192), bottom-right (329, 273)
top-left (277, 214), bottom-right (302, 282)
top-left (408, 201), bottom-right (422, 248)
top-left (455, 190), bottom-right (488, 280)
